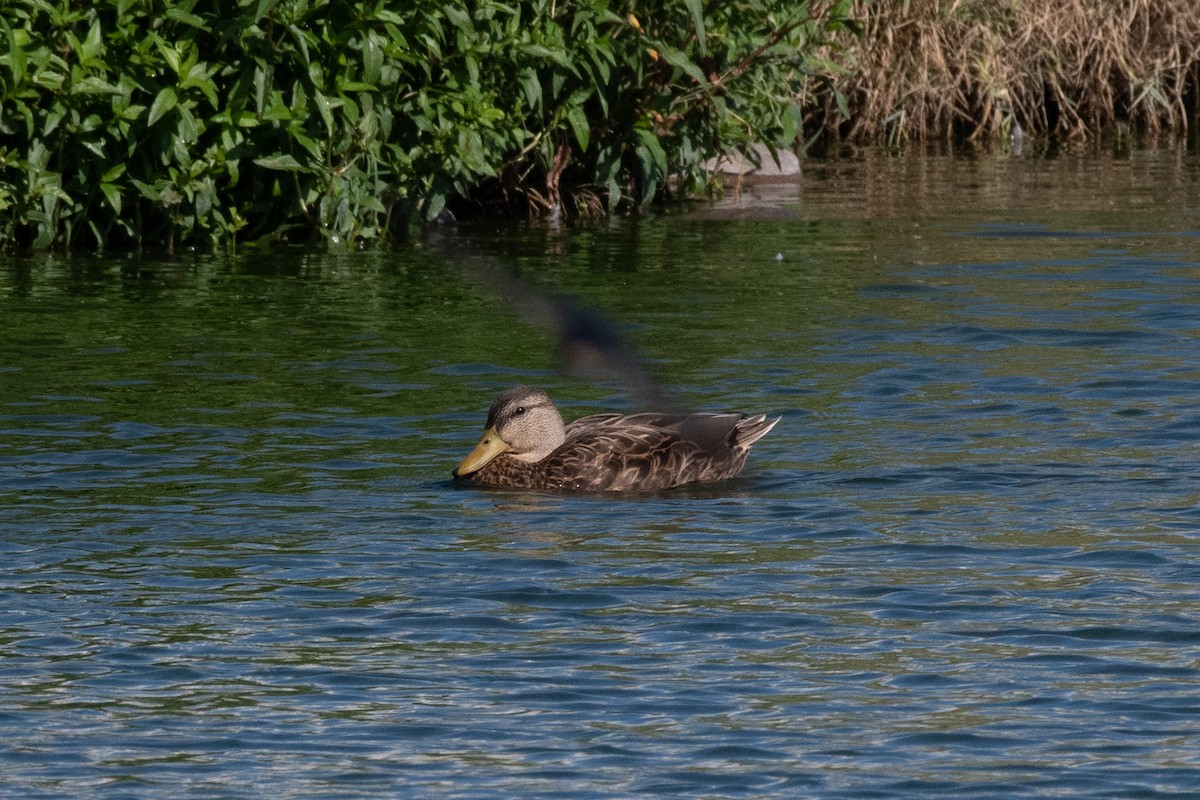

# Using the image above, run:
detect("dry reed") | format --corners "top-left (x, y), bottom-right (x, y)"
top-left (807, 0), bottom-right (1200, 144)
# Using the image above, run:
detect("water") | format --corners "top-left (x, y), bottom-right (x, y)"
top-left (2, 149), bottom-right (1200, 798)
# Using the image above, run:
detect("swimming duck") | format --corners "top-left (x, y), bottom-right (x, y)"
top-left (453, 386), bottom-right (780, 491)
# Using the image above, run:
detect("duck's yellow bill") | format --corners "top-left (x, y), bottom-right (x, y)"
top-left (453, 426), bottom-right (510, 477)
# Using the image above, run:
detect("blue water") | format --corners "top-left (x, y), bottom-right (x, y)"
top-left (3, 151), bottom-right (1200, 798)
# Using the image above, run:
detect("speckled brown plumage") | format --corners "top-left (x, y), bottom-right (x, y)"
top-left (453, 386), bottom-right (779, 492)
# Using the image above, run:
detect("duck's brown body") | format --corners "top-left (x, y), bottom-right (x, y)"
top-left (453, 387), bottom-right (779, 492)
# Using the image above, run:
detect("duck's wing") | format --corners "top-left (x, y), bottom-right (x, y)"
top-left (544, 412), bottom-right (753, 491)
top-left (545, 420), bottom-right (689, 491)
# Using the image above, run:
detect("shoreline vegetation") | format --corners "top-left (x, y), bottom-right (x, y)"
top-left (2, 0), bottom-right (1199, 253)
top-left (816, 0), bottom-right (1200, 147)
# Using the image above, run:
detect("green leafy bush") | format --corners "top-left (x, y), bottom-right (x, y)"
top-left (0, 0), bottom-right (851, 252)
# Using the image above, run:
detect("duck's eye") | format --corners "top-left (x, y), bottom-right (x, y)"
top-left (514, 406), bottom-right (527, 416)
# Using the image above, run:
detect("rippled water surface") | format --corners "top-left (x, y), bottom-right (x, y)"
top-left (3, 151), bottom-right (1200, 798)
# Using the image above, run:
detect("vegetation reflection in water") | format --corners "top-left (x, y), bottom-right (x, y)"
top-left (1, 151), bottom-right (1200, 798)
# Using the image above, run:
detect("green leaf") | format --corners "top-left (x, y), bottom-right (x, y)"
top-left (131, 178), bottom-right (160, 202)
top-left (635, 128), bottom-right (668, 204)
top-left (5, 24), bottom-right (28, 85)
top-left (183, 64), bottom-right (219, 108)
top-left (153, 35), bottom-right (181, 76)
top-left (683, 0), bottom-right (706, 55)
top-left (657, 46), bottom-right (707, 85)
top-left (780, 101), bottom-right (801, 146)
top-left (73, 76), bottom-right (121, 96)
top-left (521, 44), bottom-right (572, 68)
top-left (459, 130), bottom-right (487, 172)
top-left (518, 68), bottom-right (542, 111)
top-left (32, 66), bottom-right (65, 92)
top-left (635, 128), bottom-right (668, 173)
top-left (254, 0), bottom-right (278, 23)
top-left (425, 190), bottom-right (446, 221)
top-left (314, 90), bottom-right (334, 134)
top-left (444, 6), bottom-right (473, 35)
top-left (194, 177), bottom-right (213, 217)
top-left (291, 130), bottom-right (323, 161)
top-left (253, 154), bottom-right (305, 171)
top-left (288, 23), bottom-right (311, 64)
top-left (263, 90), bottom-right (292, 121)
top-left (253, 65), bottom-right (267, 114)
top-left (31, 223), bottom-right (53, 250)
top-left (374, 9), bottom-right (405, 25)
top-left (147, 87), bottom-right (178, 126)
top-left (165, 7), bottom-right (209, 31)
top-left (363, 31), bottom-right (383, 85)
top-left (43, 106), bottom-right (65, 136)
top-left (177, 105), bottom-right (199, 143)
top-left (594, 144), bottom-right (621, 186)
top-left (100, 183), bottom-right (122, 214)
top-left (566, 104), bottom-right (590, 152)
top-left (80, 21), bottom-right (103, 64)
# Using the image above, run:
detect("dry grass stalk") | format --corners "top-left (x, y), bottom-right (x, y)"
top-left (808, 0), bottom-right (1200, 143)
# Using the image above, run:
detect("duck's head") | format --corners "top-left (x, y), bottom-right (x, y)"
top-left (453, 386), bottom-right (567, 477)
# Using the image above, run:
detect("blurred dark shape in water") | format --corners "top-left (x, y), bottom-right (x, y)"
top-left (423, 227), bottom-right (681, 413)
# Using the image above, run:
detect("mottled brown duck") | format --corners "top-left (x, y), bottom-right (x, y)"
top-left (452, 386), bottom-right (780, 491)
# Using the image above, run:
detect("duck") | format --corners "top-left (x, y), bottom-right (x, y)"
top-left (452, 386), bottom-right (780, 491)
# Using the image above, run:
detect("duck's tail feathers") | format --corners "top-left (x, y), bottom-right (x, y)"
top-left (735, 414), bottom-right (781, 448)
